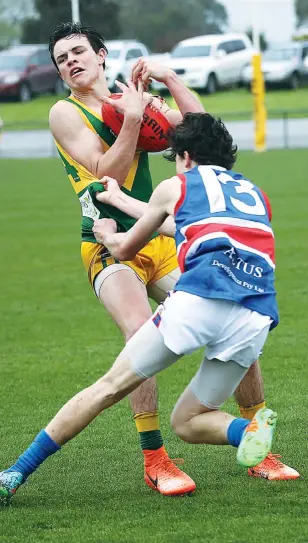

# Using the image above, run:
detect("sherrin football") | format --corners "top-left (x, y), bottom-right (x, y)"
top-left (102, 93), bottom-right (171, 153)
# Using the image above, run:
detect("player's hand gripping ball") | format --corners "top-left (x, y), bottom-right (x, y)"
top-left (102, 94), bottom-right (171, 152)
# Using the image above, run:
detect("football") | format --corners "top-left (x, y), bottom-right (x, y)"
top-left (102, 94), bottom-right (171, 152)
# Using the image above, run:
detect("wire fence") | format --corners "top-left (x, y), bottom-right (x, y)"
top-left (0, 109), bottom-right (308, 158)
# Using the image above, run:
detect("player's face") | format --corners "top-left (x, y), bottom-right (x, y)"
top-left (54, 35), bottom-right (106, 90)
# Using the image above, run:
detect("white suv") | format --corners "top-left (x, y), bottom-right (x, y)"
top-left (151, 33), bottom-right (254, 94)
top-left (105, 40), bottom-right (150, 91)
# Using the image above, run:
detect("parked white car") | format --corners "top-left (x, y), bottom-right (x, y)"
top-left (241, 41), bottom-right (308, 89)
top-left (105, 40), bottom-right (150, 91)
top-left (150, 33), bottom-right (254, 94)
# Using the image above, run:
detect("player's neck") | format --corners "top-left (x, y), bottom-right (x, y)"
top-left (71, 79), bottom-right (110, 112)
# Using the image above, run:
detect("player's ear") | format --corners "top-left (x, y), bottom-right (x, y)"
top-left (184, 151), bottom-right (192, 169)
top-left (98, 48), bottom-right (107, 67)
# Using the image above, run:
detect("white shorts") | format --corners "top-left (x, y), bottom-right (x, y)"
top-left (153, 291), bottom-right (271, 368)
top-left (122, 291), bottom-right (272, 408)
top-left (124, 319), bottom-right (252, 408)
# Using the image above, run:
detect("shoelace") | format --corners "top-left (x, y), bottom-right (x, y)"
top-left (262, 453), bottom-right (285, 469)
top-left (150, 456), bottom-right (185, 477)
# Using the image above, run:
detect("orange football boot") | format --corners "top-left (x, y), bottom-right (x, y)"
top-left (248, 453), bottom-right (300, 480)
top-left (144, 446), bottom-right (196, 496)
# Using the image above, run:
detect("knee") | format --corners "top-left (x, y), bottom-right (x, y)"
top-left (170, 409), bottom-right (195, 444)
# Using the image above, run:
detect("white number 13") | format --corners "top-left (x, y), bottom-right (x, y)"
top-left (200, 168), bottom-right (266, 216)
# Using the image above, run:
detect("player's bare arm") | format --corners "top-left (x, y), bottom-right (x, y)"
top-left (95, 176), bottom-right (176, 237)
top-left (49, 80), bottom-right (145, 185)
top-left (131, 58), bottom-right (205, 117)
top-left (95, 176), bottom-right (181, 260)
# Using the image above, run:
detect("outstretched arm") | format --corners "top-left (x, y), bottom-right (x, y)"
top-left (93, 176), bottom-right (180, 260)
top-left (131, 58), bottom-right (205, 118)
top-left (95, 177), bottom-right (175, 237)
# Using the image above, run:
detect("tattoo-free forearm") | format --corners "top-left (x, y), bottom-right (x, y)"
top-left (94, 115), bottom-right (142, 185)
top-left (109, 192), bottom-right (147, 219)
top-left (164, 71), bottom-right (205, 115)
top-left (109, 192), bottom-right (175, 237)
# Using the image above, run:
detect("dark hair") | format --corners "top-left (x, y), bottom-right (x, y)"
top-left (49, 22), bottom-right (108, 69)
top-left (166, 112), bottom-right (237, 170)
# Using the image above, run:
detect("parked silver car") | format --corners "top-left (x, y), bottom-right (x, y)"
top-left (242, 41), bottom-right (308, 89)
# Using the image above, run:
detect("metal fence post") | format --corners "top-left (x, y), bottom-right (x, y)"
top-left (283, 111), bottom-right (289, 149)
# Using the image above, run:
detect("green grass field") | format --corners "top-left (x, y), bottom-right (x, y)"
top-left (0, 151), bottom-right (307, 543)
top-left (1, 87), bottom-right (308, 129)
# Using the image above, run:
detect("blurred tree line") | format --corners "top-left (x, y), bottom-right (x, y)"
top-left (245, 28), bottom-right (268, 52)
top-left (294, 0), bottom-right (308, 39)
top-left (2, 0), bottom-right (307, 52)
top-left (20, 0), bottom-right (228, 52)
top-left (118, 0), bottom-right (228, 51)
top-left (0, 0), bottom-right (32, 48)
top-left (295, 0), bottom-right (308, 27)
